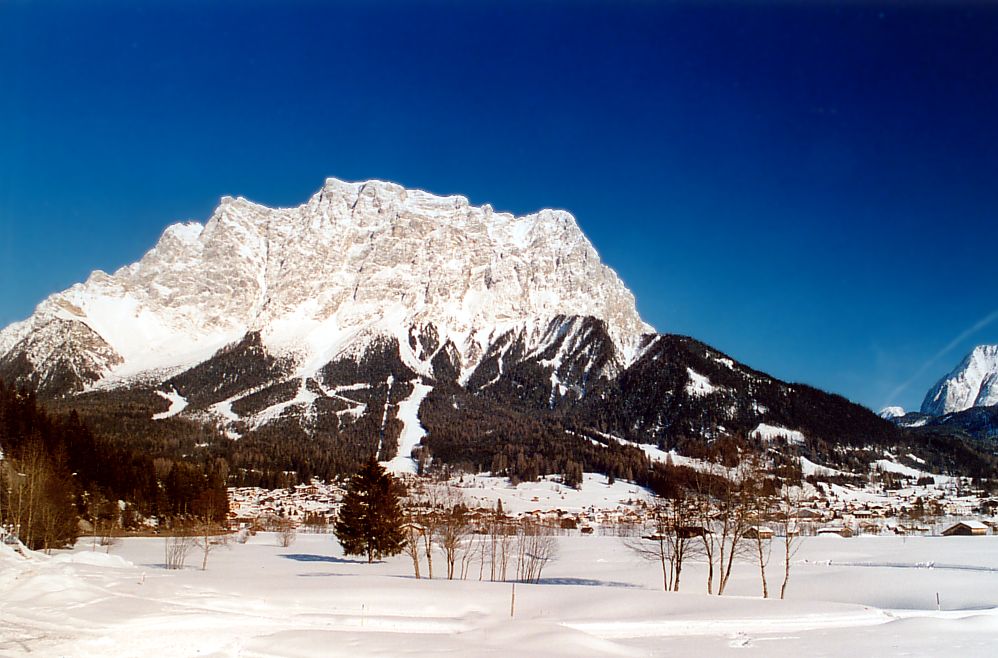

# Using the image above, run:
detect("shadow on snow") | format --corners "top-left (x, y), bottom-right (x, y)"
top-left (281, 553), bottom-right (370, 565)
top-left (531, 577), bottom-right (641, 588)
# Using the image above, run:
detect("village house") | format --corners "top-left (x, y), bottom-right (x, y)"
top-left (744, 526), bottom-right (774, 540)
top-left (816, 526), bottom-right (853, 538)
top-left (941, 521), bottom-right (989, 536)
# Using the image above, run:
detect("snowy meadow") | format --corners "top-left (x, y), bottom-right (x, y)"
top-left (3, 530), bottom-right (997, 657)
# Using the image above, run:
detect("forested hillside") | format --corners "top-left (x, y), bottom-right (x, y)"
top-left (0, 381), bottom-right (227, 550)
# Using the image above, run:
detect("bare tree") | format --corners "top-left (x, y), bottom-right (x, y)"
top-left (515, 519), bottom-right (557, 583)
top-left (407, 482), bottom-right (445, 579)
top-left (20, 443), bottom-right (43, 550)
top-left (436, 490), bottom-right (472, 580)
top-left (624, 512), bottom-right (673, 592)
top-left (192, 489), bottom-right (229, 569)
top-left (98, 515), bottom-right (119, 553)
top-left (749, 524), bottom-right (772, 598)
top-left (715, 464), bottom-right (753, 596)
top-left (778, 485), bottom-right (805, 599)
top-left (276, 518), bottom-right (297, 548)
top-left (4, 441), bottom-right (52, 550)
top-left (692, 470), bottom-right (719, 594)
top-left (623, 496), bottom-right (696, 592)
top-left (668, 496), bottom-right (699, 592)
top-left (37, 486), bottom-right (77, 555)
top-left (495, 518), bottom-right (516, 581)
top-left (406, 481), bottom-right (446, 579)
top-left (459, 531), bottom-right (481, 580)
top-left (476, 526), bottom-right (489, 581)
top-left (401, 514), bottom-right (424, 579)
top-left (196, 525), bottom-right (229, 570)
top-left (745, 456), bottom-right (775, 598)
top-left (165, 530), bottom-right (195, 570)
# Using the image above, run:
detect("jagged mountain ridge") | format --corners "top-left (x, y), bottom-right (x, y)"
top-left (921, 345), bottom-right (998, 416)
top-left (0, 178), bottom-right (650, 396)
top-left (2, 178), bottom-right (994, 481)
top-left (881, 345), bottom-right (998, 444)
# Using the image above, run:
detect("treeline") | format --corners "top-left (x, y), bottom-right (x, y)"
top-left (0, 381), bottom-right (227, 550)
top-left (418, 385), bottom-right (762, 497)
top-left (43, 375), bottom-right (412, 489)
top-left (420, 387), bottom-right (648, 482)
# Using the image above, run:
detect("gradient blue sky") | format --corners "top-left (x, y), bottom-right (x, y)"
top-left (2, 1), bottom-right (997, 413)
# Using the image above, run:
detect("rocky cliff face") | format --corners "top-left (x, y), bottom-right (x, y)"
top-left (921, 345), bottom-right (998, 416)
top-left (0, 178), bottom-right (651, 395)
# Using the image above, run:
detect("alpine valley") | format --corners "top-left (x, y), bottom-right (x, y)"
top-left (2, 178), bottom-right (995, 488)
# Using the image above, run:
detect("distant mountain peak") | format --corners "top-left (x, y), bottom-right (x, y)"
top-left (921, 344), bottom-right (998, 416)
top-left (879, 406), bottom-right (906, 419)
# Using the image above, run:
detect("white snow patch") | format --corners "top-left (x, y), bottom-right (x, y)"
top-left (249, 379), bottom-right (319, 430)
top-left (50, 551), bottom-right (134, 569)
top-left (685, 368), bottom-right (716, 397)
top-left (211, 399), bottom-right (240, 423)
top-left (384, 381), bottom-right (433, 474)
top-left (152, 389), bottom-right (188, 420)
top-left (587, 431), bottom-right (730, 475)
top-left (872, 460), bottom-right (925, 479)
top-left (799, 456), bottom-right (853, 478)
top-left (870, 456), bottom-right (953, 484)
top-left (753, 423), bottom-right (806, 445)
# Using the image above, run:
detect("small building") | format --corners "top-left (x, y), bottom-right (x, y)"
top-left (677, 525), bottom-right (710, 539)
top-left (942, 521), bottom-right (988, 536)
top-left (816, 526), bottom-right (853, 538)
top-left (858, 522), bottom-right (883, 535)
top-left (744, 526), bottom-right (774, 540)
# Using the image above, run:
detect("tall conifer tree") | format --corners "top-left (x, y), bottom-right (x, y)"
top-left (334, 456), bottom-right (405, 562)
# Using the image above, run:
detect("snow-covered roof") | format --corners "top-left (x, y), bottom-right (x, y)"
top-left (952, 520), bottom-right (988, 530)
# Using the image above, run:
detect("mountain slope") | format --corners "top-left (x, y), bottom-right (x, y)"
top-left (921, 345), bottom-right (998, 415)
top-left (880, 345), bottom-right (998, 445)
top-left (3, 179), bottom-right (995, 482)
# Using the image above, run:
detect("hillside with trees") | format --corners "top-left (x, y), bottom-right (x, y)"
top-left (0, 381), bottom-right (227, 549)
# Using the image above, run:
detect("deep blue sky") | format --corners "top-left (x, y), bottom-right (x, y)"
top-left (2, 1), bottom-right (997, 413)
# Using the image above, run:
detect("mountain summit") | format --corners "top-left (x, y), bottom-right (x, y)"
top-left (0, 178), bottom-right (650, 395)
top-left (921, 344), bottom-right (998, 416)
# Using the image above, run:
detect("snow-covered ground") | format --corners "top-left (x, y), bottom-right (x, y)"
top-left (383, 380), bottom-right (433, 475)
top-left (449, 472), bottom-right (654, 515)
top-left (3, 532), bottom-right (997, 656)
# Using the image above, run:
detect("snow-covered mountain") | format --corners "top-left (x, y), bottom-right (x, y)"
top-left (0, 178), bottom-right (651, 396)
top-left (4, 177), bottom-right (980, 480)
top-left (921, 345), bottom-right (998, 416)
top-left (879, 406), bottom-right (906, 420)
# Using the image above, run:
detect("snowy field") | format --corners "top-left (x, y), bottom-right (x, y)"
top-left (3, 532), bottom-right (998, 657)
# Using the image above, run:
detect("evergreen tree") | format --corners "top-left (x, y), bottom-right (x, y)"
top-left (334, 456), bottom-right (405, 562)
